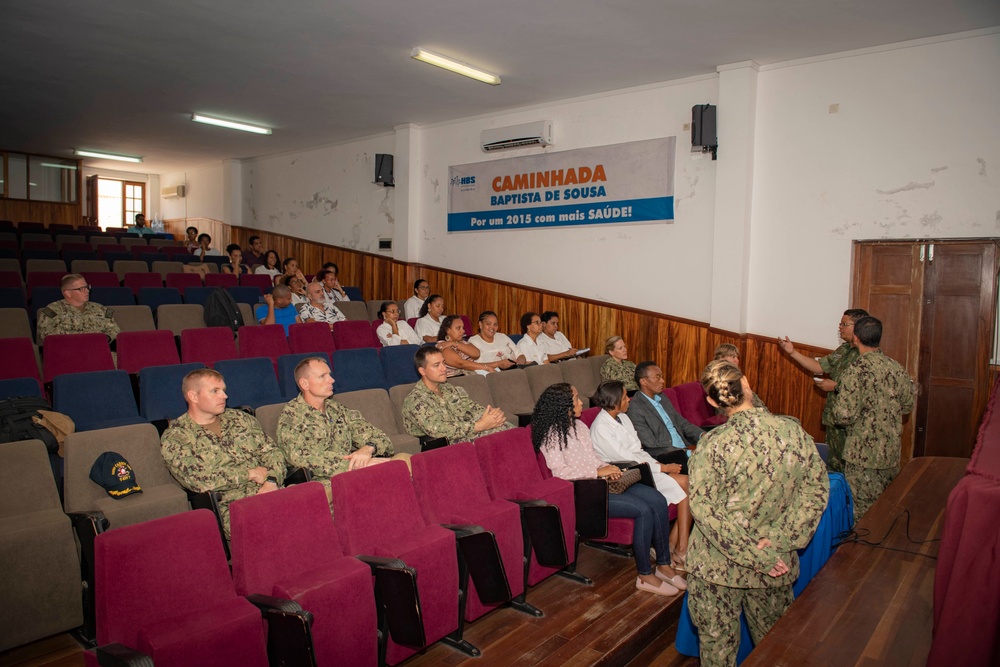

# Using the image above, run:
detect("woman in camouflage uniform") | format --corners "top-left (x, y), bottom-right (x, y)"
top-left (600, 335), bottom-right (638, 392)
top-left (687, 360), bottom-right (828, 667)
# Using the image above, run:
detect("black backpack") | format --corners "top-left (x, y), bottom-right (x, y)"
top-left (204, 287), bottom-right (245, 333)
top-left (0, 396), bottom-right (59, 454)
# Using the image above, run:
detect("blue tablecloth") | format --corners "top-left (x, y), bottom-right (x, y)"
top-left (674, 473), bottom-right (854, 663)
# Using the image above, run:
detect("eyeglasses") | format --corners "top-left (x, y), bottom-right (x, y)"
top-left (64, 284), bottom-right (92, 292)
top-left (417, 285), bottom-right (430, 291)
top-left (838, 322), bottom-right (854, 328)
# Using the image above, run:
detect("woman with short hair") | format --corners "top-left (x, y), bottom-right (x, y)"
top-left (436, 315), bottom-right (501, 376)
top-left (600, 335), bottom-right (638, 391)
top-left (376, 301), bottom-right (421, 346)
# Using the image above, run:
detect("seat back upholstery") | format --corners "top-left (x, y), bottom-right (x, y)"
top-left (0, 309), bottom-right (31, 339)
top-left (671, 381), bottom-right (724, 427)
top-left (277, 351), bottom-right (330, 399)
top-left (448, 374), bottom-right (496, 416)
top-left (157, 304), bottom-right (205, 335)
top-left (559, 358), bottom-right (598, 402)
top-left (164, 272), bottom-right (202, 293)
top-left (181, 326), bottom-right (237, 367)
top-left (214, 357), bottom-right (284, 409)
top-left (112, 260), bottom-right (148, 281)
top-left (42, 333), bottom-right (115, 382)
top-left (332, 348), bottom-right (387, 392)
top-left (389, 382), bottom-right (417, 434)
top-left (588, 354), bottom-right (610, 386)
top-left (524, 364), bottom-right (565, 403)
top-left (411, 442), bottom-right (494, 521)
top-left (79, 270), bottom-right (117, 287)
top-left (253, 401), bottom-right (287, 442)
top-left (334, 388), bottom-right (403, 437)
top-left (89, 286), bottom-right (135, 307)
top-left (52, 369), bottom-right (142, 431)
top-left (151, 261), bottom-right (186, 279)
top-left (332, 319), bottom-right (379, 349)
top-left (474, 427), bottom-right (546, 500)
top-left (328, 460), bottom-right (427, 553)
top-left (238, 324), bottom-right (290, 364)
top-left (205, 273), bottom-right (238, 288)
top-left (336, 300), bottom-right (370, 322)
top-left (139, 362), bottom-right (205, 422)
top-left (487, 369), bottom-right (535, 420)
top-left (379, 344), bottom-right (420, 387)
top-left (111, 305), bottom-right (156, 334)
top-left (116, 329), bottom-right (180, 373)
top-left (0, 337), bottom-right (41, 396)
top-left (288, 321), bottom-right (335, 357)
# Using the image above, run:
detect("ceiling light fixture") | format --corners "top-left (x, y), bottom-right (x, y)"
top-left (191, 114), bottom-right (272, 135)
top-left (411, 48), bottom-right (500, 85)
top-left (74, 150), bottom-right (143, 164)
top-left (40, 163), bottom-right (78, 170)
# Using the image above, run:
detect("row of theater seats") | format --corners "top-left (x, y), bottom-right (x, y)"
top-left (3, 416), bottom-right (648, 664)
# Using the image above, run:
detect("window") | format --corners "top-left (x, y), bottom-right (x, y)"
top-left (0, 152), bottom-right (78, 202)
top-left (97, 178), bottom-right (145, 229)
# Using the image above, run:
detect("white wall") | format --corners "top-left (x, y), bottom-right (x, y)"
top-left (160, 163), bottom-right (224, 222)
top-left (239, 134), bottom-right (396, 254)
top-left (749, 31), bottom-right (1000, 347)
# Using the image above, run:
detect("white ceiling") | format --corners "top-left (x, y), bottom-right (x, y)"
top-left (3, 0), bottom-right (998, 174)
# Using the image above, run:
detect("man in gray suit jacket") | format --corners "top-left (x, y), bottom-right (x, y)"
top-left (626, 361), bottom-right (704, 474)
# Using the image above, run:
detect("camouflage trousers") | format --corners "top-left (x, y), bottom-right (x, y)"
top-left (845, 463), bottom-right (898, 523)
top-left (688, 577), bottom-right (794, 667)
top-left (823, 424), bottom-right (847, 474)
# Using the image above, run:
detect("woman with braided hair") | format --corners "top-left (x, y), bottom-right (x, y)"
top-left (533, 383), bottom-right (686, 596)
top-left (687, 360), bottom-right (828, 667)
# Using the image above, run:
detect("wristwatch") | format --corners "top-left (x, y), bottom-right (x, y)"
top-left (265, 475), bottom-right (279, 487)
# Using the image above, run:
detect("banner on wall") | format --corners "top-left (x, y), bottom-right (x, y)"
top-left (448, 136), bottom-right (675, 233)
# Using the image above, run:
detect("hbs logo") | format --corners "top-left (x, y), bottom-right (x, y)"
top-left (451, 175), bottom-right (476, 186)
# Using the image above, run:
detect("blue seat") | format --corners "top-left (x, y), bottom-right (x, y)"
top-left (89, 286), bottom-right (136, 306)
top-left (138, 287), bottom-right (182, 312)
top-left (332, 348), bottom-right (387, 393)
top-left (379, 344), bottom-right (420, 387)
top-left (276, 352), bottom-right (331, 400)
top-left (183, 286), bottom-right (214, 306)
top-left (0, 377), bottom-right (43, 399)
top-left (30, 287), bottom-right (63, 321)
top-left (343, 286), bottom-right (364, 302)
top-left (102, 251), bottom-right (133, 265)
top-left (509, 333), bottom-right (523, 345)
top-left (227, 286), bottom-right (262, 306)
top-left (0, 248), bottom-right (18, 260)
top-left (52, 370), bottom-right (147, 432)
top-left (62, 250), bottom-right (99, 265)
top-left (0, 287), bottom-right (27, 310)
top-left (139, 362), bottom-right (205, 425)
top-left (214, 357), bottom-right (285, 410)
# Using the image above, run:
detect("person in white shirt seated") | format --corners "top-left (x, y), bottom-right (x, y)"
top-left (282, 275), bottom-right (308, 306)
top-left (278, 257), bottom-right (306, 289)
top-left (437, 315), bottom-right (502, 377)
top-left (220, 244), bottom-right (249, 275)
top-left (469, 311), bottom-right (525, 369)
top-left (589, 380), bottom-right (693, 570)
top-left (403, 278), bottom-right (430, 320)
top-left (414, 294), bottom-right (445, 342)
top-left (376, 301), bottom-right (421, 346)
top-left (254, 250), bottom-right (282, 284)
top-left (297, 281), bottom-right (346, 328)
top-left (538, 311), bottom-right (579, 362)
top-left (194, 233), bottom-right (223, 260)
top-left (515, 312), bottom-right (549, 365)
top-left (315, 268), bottom-right (350, 304)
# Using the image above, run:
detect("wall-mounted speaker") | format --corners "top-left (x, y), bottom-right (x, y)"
top-left (375, 154), bottom-right (394, 187)
top-left (691, 104), bottom-right (718, 160)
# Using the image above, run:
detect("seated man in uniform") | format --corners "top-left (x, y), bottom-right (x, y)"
top-left (161, 368), bottom-right (287, 538)
top-left (277, 357), bottom-right (401, 484)
top-left (402, 346), bottom-right (511, 443)
top-left (626, 361), bottom-right (704, 474)
top-left (255, 284), bottom-right (301, 334)
top-left (37, 274), bottom-right (121, 344)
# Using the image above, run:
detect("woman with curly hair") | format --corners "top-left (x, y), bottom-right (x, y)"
top-left (532, 382), bottom-right (686, 597)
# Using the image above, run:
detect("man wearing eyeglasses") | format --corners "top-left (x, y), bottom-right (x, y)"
top-left (37, 274), bottom-right (120, 344)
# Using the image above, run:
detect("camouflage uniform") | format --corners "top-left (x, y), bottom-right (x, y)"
top-left (401, 381), bottom-right (511, 442)
top-left (600, 358), bottom-right (638, 391)
top-left (37, 300), bottom-right (120, 344)
top-left (818, 342), bottom-right (860, 473)
top-left (687, 409), bottom-right (828, 667)
top-left (276, 394), bottom-right (393, 481)
top-left (161, 409), bottom-right (287, 538)
top-left (828, 350), bottom-right (914, 522)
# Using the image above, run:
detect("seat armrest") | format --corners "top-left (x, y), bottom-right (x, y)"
top-left (516, 414), bottom-right (533, 427)
top-left (246, 594), bottom-right (315, 667)
top-left (354, 555), bottom-right (425, 649)
top-left (442, 524), bottom-right (511, 605)
top-left (284, 466), bottom-right (313, 485)
top-left (419, 435), bottom-right (449, 451)
top-left (246, 593), bottom-right (306, 615)
top-left (509, 500), bottom-right (568, 568)
top-left (96, 643), bottom-right (153, 667)
top-left (572, 479), bottom-right (609, 540)
top-left (185, 490), bottom-right (230, 559)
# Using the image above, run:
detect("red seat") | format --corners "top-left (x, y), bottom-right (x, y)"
top-left (26, 271), bottom-right (65, 294)
top-left (579, 406), bottom-right (601, 427)
top-left (96, 244), bottom-right (127, 259)
top-left (81, 272), bottom-right (120, 288)
top-left (116, 330), bottom-right (181, 374)
top-left (22, 241), bottom-right (57, 252)
top-left (332, 320), bottom-right (379, 350)
top-left (669, 382), bottom-right (726, 427)
top-left (60, 243), bottom-right (93, 254)
top-left (42, 333), bottom-right (115, 383)
top-left (287, 321), bottom-right (335, 357)
top-left (0, 271), bottom-right (23, 292)
top-left (162, 246), bottom-right (192, 258)
top-left (238, 324), bottom-right (289, 369)
top-left (180, 327), bottom-right (238, 367)
top-left (205, 273), bottom-right (238, 288)
top-left (123, 272), bottom-right (163, 296)
top-left (165, 272), bottom-right (202, 294)
top-left (239, 274), bottom-right (272, 293)
top-left (0, 337), bottom-right (43, 393)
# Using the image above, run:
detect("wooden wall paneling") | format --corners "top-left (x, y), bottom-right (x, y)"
top-left (0, 200), bottom-right (81, 226)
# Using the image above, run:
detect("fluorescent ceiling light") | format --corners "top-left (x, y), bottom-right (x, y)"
top-left (41, 163), bottom-right (78, 170)
top-left (411, 48), bottom-right (500, 85)
top-left (74, 150), bottom-right (143, 164)
top-left (192, 114), bottom-right (272, 135)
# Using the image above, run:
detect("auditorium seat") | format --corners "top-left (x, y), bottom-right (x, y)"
top-left (524, 364), bottom-right (565, 403)
top-left (110, 305), bottom-right (157, 334)
top-left (157, 304), bottom-right (205, 335)
top-left (558, 358), bottom-right (596, 406)
top-left (670, 381), bottom-right (726, 427)
top-left (111, 260), bottom-right (148, 282)
top-left (333, 319), bottom-right (379, 349)
top-left (380, 344), bottom-right (420, 387)
top-left (117, 330), bottom-right (180, 373)
top-left (214, 357), bottom-right (284, 410)
top-left (0, 440), bottom-right (83, 652)
top-left (0, 377), bottom-right (43, 399)
top-left (588, 354), bottom-right (610, 386)
top-left (365, 299), bottom-right (389, 321)
top-left (238, 324), bottom-right (290, 369)
top-left (253, 401), bottom-right (287, 442)
top-left (118, 236), bottom-right (147, 249)
top-left (162, 245), bottom-right (193, 259)
top-left (276, 352), bottom-right (331, 400)
top-left (487, 369), bottom-right (536, 426)
top-left (0, 337), bottom-right (43, 393)
top-left (389, 382), bottom-right (416, 433)
top-left (29, 286), bottom-right (63, 321)
top-left (87, 237), bottom-right (116, 249)
top-left (62, 251), bottom-right (100, 266)
top-left (181, 326), bottom-right (238, 367)
top-left (88, 286), bottom-right (135, 306)
top-left (55, 238), bottom-right (88, 251)
top-left (237, 302), bottom-right (256, 327)
top-left (53, 370), bottom-right (146, 431)
top-left (0, 287), bottom-right (27, 310)
top-left (25, 270), bottom-right (64, 294)
top-left (332, 348), bottom-right (388, 392)
top-left (165, 271), bottom-right (202, 294)
top-left (204, 272), bottom-right (237, 288)
top-left (151, 260), bottom-right (186, 279)
top-left (148, 238), bottom-right (179, 248)
top-left (335, 300), bottom-right (370, 322)
top-left (334, 388), bottom-right (421, 455)
top-left (579, 406), bottom-right (601, 427)
top-left (22, 240), bottom-right (58, 252)
top-left (239, 273), bottom-right (272, 293)
top-left (288, 321), bottom-right (336, 358)
top-left (139, 362), bottom-right (205, 428)
top-left (80, 270), bottom-right (119, 287)
top-left (227, 286), bottom-right (262, 306)
top-left (95, 242), bottom-right (126, 255)
top-left (0, 270), bottom-right (24, 291)
top-left (124, 272), bottom-right (163, 295)
top-left (21, 250), bottom-right (61, 263)
top-left (0, 309), bottom-right (32, 339)
top-left (182, 285), bottom-right (214, 306)
top-left (343, 286), bottom-right (364, 302)
top-left (449, 374), bottom-right (505, 422)
top-left (42, 333), bottom-right (115, 383)
top-left (138, 286), bottom-right (182, 311)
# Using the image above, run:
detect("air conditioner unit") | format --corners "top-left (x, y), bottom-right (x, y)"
top-left (481, 120), bottom-right (553, 152)
top-left (161, 185), bottom-right (186, 199)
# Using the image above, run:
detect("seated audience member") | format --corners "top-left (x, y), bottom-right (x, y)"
top-left (194, 233), bottom-right (223, 260)
top-left (515, 312), bottom-right (549, 365)
top-left (161, 368), bottom-right (287, 538)
top-left (277, 357), bottom-right (401, 483)
top-left (713, 344), bottom-right (769, 410)
top-left (437, 315), bottom-right (502, 376)
top-left (590, 380), bottom-right (693, 571)
top-left (601, 335), bottom-right (638, 391)
top-left (538, 311), bottom-right (579, 362)
top-left (404, 279), bottom-right (430, 320)
top-left (254, 250), bottom-right (282, 284)
top-left (402, 346), bottom-right (511, 442)
top-left (37, 274), bottom-right (121, 344)
top-left (278, 257), bottom-right (305, 288)
top-left (129, 212), bottom-right (154, 236)
top-left (317, 263), bottom-right (350, 302)
top-left (184, 226), bottom-right (200, 252)
top-left (243, 235), bottom-right (264, 267)
top-left (376, 301), bottom-right (421, 346)
top-left (255, 284), bottom-right (301, 335)
top-left (688, 360), bottom-right (827, 666)
top-left (414, 294), bottom-right (445, 342)
top-left (284, 274), bottom-right (308, 305)
top-left (220, 244), bottom-right (249, 275)
top-left (533, 383), bottom-right (685, 596)
top-left (627, 361), bottom-right (704, 474)
top-left (469, 311), bottom-right (525, 367)
top-left (298, 281), bottom-right (346, 328)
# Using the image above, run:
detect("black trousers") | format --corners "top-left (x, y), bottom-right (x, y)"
top-left (652, 448), bottom-right (689, 475)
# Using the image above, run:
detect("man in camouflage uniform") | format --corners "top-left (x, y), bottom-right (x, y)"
top-left (161, 368), bottom-right (287, 538)
top-left (780, 308), bottom-right (870, 472)
top-left (277, 357), bottom-right (396, 482)
top-left (37, 274), bottom-right (120, 344)
top-left (828, 316), bottom-right (914, 522)
top-left (402, 347), bottom-right (511, 443)
top-left (688, 361), bottom-right (828, 667)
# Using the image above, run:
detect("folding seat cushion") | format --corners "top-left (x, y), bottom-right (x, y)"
top-left (0, 308), bottom-right (32, 339)
top-left (53, 369), bottom-right (146, 431)
top-left (333, 319), bottom-right (379, 349)
top-left (671, 381), bottom-right (726, 427)
top-left (230, 482), bottom-right (379, 667)
top-left (559, 357), bottom-right (598, 404)
top-left (332, 348), bottom-right (387, 392)
top-left (125, 272), bottom-right (164, 295)
top-left (238, 323), bottom-right (290, 368)
top-left (333, 388), bottom-right (420, 455)
top-left (380, 344), bottom-right (419, 387)
top-left (487, 368), bottom-right (535, 424)
top-left (42, 332), bottom-right (115, 383)
top-left (0, 440), bottom-right (83, 651)
top-left (214, 358), bottom-right (284, 410)
top-left (165, 272), bottom-right (203, 294)
top-left (117, 329), bottom-right (180, 373)
top-left (80, 270), bottom-right (118, 287)
top-left (411, 443), bottom-right (524, 621)
top-left (89, 510), bottom-right (268, 667)
top-left (205, 273), bottom-right (238, 287)
top-left (525, 363), bottom-right (565, 402)
top-left (157, 304), bottom-right (205, 335)
top-left (336, 300), bottom-right (370, 322)
top-left (288, 321), bottom-right (335, 357)
top-left (330, 460), bottom-right (459, 666)
top-left (239, 273), bottom-right (272, 293)
top-left (181, 326), bottom-right (238, 367)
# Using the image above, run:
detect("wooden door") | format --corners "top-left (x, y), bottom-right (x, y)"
top-left (85, 174), bottom-right (98, 224)
top-left (916, 242), bottom-right (998, 458)
top-left (851, 242), bottom-right (924, 465)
